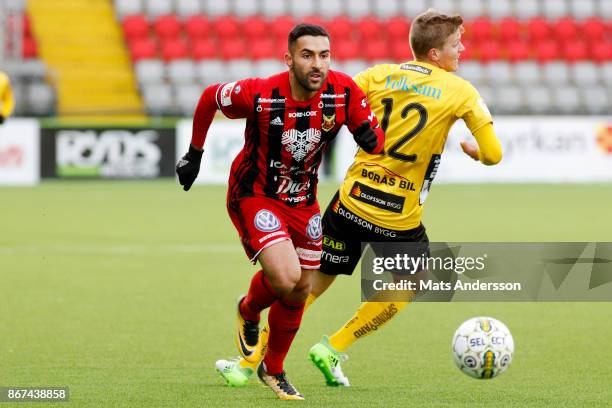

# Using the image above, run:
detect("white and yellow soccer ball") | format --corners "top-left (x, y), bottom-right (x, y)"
top-left (451, 316), bottom-right (514, 379)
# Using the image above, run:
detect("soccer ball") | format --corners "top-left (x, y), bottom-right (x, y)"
top-left (451, 316), bottom-right (514, 379)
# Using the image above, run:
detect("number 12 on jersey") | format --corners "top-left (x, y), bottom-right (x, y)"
top-left (380, 98), bottom-right (428, 163)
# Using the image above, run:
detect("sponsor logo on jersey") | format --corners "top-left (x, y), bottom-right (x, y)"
top-left (276, 176), bottom-right (311, 194)
top-left (360, 169), bottom-right (416, 191)
top-left (258, 230), bottom-right (286, 243)
top-left (288, 111), bottom-right (317, 118)
top-left (282, 194), bottom-right (311, 203)
top-left (331, 198), bottom-right (341, 213)
top-left (400, 63), bottom-right (432, 75)
top-left (296, 247), bottom-right (322, 261)
top-left (306, 214), bottom-right (322, 240)
top-left (323, 235), bottom-right (346, 251)
top-left (322, 250), bottom-right (350, 264)
top-left (384, 75), bottom-right (442, 100)
top-left (349, 181), bottom-right (405, 213)
top-left (254, 209), bottom-right (281, 232)
top-left (281, 128), bottom-right (321, 161)
top-left (321, 93), bottom-right (346, 99)
top-left (257, 97), bottom-right (286, 103)
top-left (234, 84), bottom-right (241, 94)
top-left (322, 114), bottom-right (336, 132)
top-left (270, 116), bottom-right (284, 126)
top-left (334, 203), bottom-right (397, 237)
top-left (269, 160), bottom-right (316, 176)
top-left (220, 82), bottom-right (236, 106)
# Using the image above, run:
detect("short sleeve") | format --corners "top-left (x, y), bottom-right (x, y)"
top-left (215, 79), bottom-right (255, 119)
top-left (457, 82), bottom-right (493, 134)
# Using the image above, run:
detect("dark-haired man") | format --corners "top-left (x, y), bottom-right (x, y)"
top-left (176, 23), bottom-right (383, 400)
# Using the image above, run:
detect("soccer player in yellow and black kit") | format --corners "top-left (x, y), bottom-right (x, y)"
top-left (0, 71), bottom-right (15, 124)
top-left (215, 9), bottom-right (502, 388)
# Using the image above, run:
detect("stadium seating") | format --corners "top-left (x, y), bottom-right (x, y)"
top-left (112, 0), bottom-right (612, 116)
top-left (0, 0), bottom-right (56, 116)
top-left (7, 0), bottom-right (611, 117)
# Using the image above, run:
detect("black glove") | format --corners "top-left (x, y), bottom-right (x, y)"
top-left (176, 145), bottom-right (203, 191)
top-left (0, 115), bottom-right (4, 125)
top-left (352, 120), bottom-right (378, 153)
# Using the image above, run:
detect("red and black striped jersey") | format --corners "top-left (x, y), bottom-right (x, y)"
top-left (214, 70), bottom-right (380, 207)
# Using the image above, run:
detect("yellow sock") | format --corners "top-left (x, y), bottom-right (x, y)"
top-left (240, 293), bottom-right (317, 370)
top-left (328, 300), bottom-right (409, 352)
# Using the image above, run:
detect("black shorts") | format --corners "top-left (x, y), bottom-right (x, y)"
top-left (320, 192), bottom-right (429, 276)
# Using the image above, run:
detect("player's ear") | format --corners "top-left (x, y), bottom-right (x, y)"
top-left (428, 48), bottom-right (439, 62)
top-left (284, 51), bottom-right (293, 69)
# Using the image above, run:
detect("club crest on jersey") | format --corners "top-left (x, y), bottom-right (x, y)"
top-left (254, 209), bottom-right (281, 232)
top-left (306, 214), bottom-right (322, 240)
top-left (281, 128), bottom-right (321, 161)
top-left (322, 114), bottom-right (336, 132)
top-left (220, 82), bottom-right (236, 106)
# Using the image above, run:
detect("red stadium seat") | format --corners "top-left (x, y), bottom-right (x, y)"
top-left (498, 17), bottom-right (522, 42)
top-left (391, 42), bottom-right (412, 62)
top-left (582, 17), bottom-right (606, 41)
top-left (507, 41), bottom-right (530, 62)
top-left (478, 40), bottom-right (501, 62)
top-left (130, 38), bottom-right (157, 61)
top-left (534, 40), bottom-right (560, 62)
top-left (220, 38), bottom-right (247, 60)
top-left (154, 15), bottom-right (182, 40)
top-left (185, 15), bottom-right (211, 40)
top-left (301, 15), bottom-right (325, 30)
top-left (161, 38), bottom-right (189, 61)
top-left (123, 15), bottom-right (149, 40)
top-left (563, 40), bottom-right (588, 62)
top-left (22, 36), bottom-right (37, 59)
top-left (471, 17), bottom-right (495, 42)
top-left (364, 38), bottom-right (388, 61)
top-left (251, 39), bottom-right (276, 60)
top-left (357, 15), bottom-right (383, 41)
top-left (460, 39), bottom-right (475, 60)
top-left (192, 39), bottom-right (217, 60)
top-left (553, 17), bottom-right (578, 43)
top-left (272, 15), bottom-right (296, 43)
top-left (386, 16), bottom-right (410, 41)
top-left (328, 16), bottom-right (354, 42)
top-left (592, 41), bottom-right (612, 63)
top-left (23, 14), bottom-right (32, 37)
top-left (527, 17), bottom-right (551, 43)
top-left (335, 40), bottom-right (360, 61)
top-left (243, 15), bottom-right (268, 39)
top-left (214, 15), bottom-right (241, 39)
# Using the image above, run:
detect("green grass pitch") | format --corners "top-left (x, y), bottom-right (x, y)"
top-left (1, 181), bottom-right (611, 407)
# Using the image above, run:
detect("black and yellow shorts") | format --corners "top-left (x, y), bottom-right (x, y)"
top-left (320, 191), bottom-right (429, 276)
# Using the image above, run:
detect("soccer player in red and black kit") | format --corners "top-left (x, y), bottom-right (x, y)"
top-left (176, 24), bottom-right (384, 400)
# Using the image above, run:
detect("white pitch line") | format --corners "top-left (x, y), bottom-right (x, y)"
top-left (0, 244), bottom-right (242, 255)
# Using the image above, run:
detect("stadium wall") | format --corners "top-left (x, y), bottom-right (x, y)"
top-left (0, 116), bottom-right (611, 186)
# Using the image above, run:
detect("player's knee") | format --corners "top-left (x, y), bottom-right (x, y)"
top-left (267, 265), bottom-right (302, 297)
top-left (288, 279), bottom-right (311, 303)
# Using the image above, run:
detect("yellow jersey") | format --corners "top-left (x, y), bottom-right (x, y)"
top-left (338, 61), bottom-right (493, 230)
top-left (0, 71), bottom-right (15, 119)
